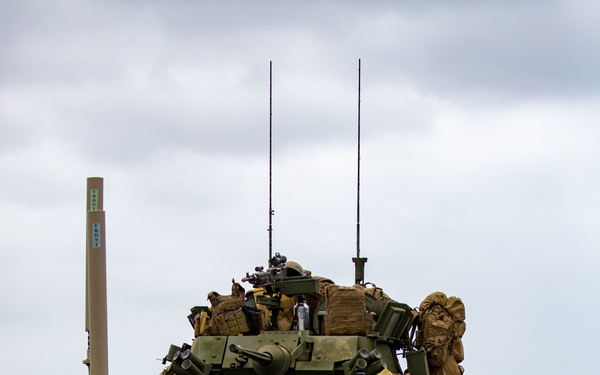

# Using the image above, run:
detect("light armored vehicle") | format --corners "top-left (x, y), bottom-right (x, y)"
top-left (158, 253), bottom-right (466, 375)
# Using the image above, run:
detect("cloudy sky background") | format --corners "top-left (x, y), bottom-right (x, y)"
top-left (2, 1), bottom-right (599, 374)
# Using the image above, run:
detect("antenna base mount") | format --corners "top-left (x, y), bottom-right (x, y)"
top-left (352, 256), bottom-right (368, 285)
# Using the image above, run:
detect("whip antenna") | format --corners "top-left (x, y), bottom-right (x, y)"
top-left (268, 61), bottom-right (274, 265)
top-left (353, 59), bottom-right (367, 285)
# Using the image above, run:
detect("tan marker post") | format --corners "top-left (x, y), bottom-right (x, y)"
top-left (84, 177), bottom-right (108, 375)
top-left (85, 178), bottom-right (103, 336)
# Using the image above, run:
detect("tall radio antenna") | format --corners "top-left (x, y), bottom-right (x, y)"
top-left (353, 59), bottom-right (367, 285)
top-left (268, 61), bottom-right (274, 265)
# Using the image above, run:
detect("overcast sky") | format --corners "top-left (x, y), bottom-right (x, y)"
top-left (2, 1), bottom-right (599, 374)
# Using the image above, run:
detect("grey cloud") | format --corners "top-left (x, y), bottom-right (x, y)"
top-left (1, 2), bottom-right (599, 375)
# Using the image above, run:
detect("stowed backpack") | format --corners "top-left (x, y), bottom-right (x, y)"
top-left (205, 280), bottom-right (263, 336)
top-left (417, 291), bottom-right (466, 375)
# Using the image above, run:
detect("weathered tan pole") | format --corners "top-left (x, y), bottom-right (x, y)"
top-left (84, 177), bottom-right (108, 375)
top-left (85, 178), bottom-right (103, 335)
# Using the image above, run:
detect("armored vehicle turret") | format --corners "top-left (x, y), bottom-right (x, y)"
top-left (158, 253), bottom-right (466, 375)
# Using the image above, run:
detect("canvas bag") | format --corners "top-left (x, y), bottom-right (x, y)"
top-left (208, 281), bottom-right (252, 335)
top-left (324, 285), bottom-right (366, 335)
top-left (418, 292), bottom-right (466, 374)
